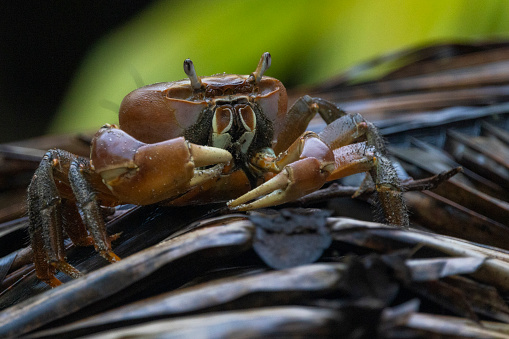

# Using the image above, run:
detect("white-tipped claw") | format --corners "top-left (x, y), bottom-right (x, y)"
top-left (189, 143), bottom-right (232, 168)
top-left (228, 168), bottom-right (290, 211)
top-left (183, 58), bottom-right (203, 90)
top-left (189, 164), bottom-right (225, 187)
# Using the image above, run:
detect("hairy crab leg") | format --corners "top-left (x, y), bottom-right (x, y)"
top-left (28, 150), bottom-right (84, 287)
top-left (299, 97), bottom-right (408, 226)
top-left (323, 140), bottom-right (408, 227)
top-left (363, 119), bottom-right (408, 226)
top-left (327, 142), bottom-right (377, 181)
top-left (61, 199), bottom-right (95, 247)
top-left (318, 113), bottom-right (369, 150)
top-left (68, 158), bottom-right (120, 263)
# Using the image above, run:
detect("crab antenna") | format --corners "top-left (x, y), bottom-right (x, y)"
top-left (250, 52), bottom-right (271, 84)
top-left (183, 58), bottom-right (203, 90)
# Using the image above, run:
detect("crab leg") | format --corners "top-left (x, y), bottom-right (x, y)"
top-left (272, 95), bottom-right (349, 154)
top-left (318, 113), bottom-right (368, 149)
top-left (60, 198), bottom-right (95, 247)
top-left (68, 158), bottom-right (120, 264)
top-left (326, 142), bottom-right (376, 180)
top-left (302, 97), bottom-right (408, 226)
top-left (322, 112), bottom-right (408, 226)
top-left (28, 150), bottom-right (85, 286)
top-left (362, 119), bottom-right (408, 226)
top-left (320, 112), bottom-right (408, 226)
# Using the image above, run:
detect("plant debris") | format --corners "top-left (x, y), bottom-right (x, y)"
top-left (249, 209), bottom-right (332, 269)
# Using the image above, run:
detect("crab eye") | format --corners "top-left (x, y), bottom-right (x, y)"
top-left (183, 58), bottom-right (203, 91)
top-left (212, 106), bottom-right (233, 134)
top-left (250, 52), bottom-right (271, 84)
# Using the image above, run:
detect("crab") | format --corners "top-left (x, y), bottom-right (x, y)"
top-left (28, 52), bottom-right (408, 287)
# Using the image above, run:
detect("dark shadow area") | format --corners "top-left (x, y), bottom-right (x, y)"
top-left (0, 1), bottom-right (156, 143)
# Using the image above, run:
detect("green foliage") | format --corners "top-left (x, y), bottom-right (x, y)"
top-left (50, 0), bottom-right (509, 133)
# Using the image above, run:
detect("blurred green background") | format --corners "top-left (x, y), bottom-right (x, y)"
top-left (3, 0), bottom-right (509, 142)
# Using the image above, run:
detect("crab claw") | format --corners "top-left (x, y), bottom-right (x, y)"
top-left (228, 157), bottom-right (331, 211)
top-left (91, 127), bottom-right (232, 205)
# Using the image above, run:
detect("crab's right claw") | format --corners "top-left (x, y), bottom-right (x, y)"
top-left (91, 127), bottom-right (232, 206)
top-left (228, 157), bottom-right (331, 211)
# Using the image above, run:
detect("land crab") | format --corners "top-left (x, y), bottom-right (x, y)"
top-left (28, 52), bottom-right (408, 287)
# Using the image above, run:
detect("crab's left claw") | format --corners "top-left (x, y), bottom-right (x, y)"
top-left (228, 157), bottom-right (331, 211)
top-left (228, 133), bottom-right (335, 211)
